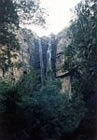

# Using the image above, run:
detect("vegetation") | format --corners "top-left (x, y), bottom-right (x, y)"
top-left (0, 0), bottom-right (20, 76)
top-left (16, 0), bottom-right (47, 26)
top-left (64, 0), bottom-right (97, 107)
top-left (64, 0), bottom-right (97, 139)
top-left (0, 0), bottom-right (96, 140)
top-left (0, 0), bottom-right (46, 77)
top-left (0, 75), bottom-right (86, 140)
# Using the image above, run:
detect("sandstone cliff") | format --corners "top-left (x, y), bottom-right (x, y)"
top-left (56, 29), bottom-right (71, 95)
top-left (12, 27), bottom-right (72, 95)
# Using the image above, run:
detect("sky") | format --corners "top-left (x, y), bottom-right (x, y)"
top-left (22, 0), bottom-right (81, 37)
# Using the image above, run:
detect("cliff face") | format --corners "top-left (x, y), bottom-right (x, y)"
top-left (16, 29), bottom-right (56, 81)
top-left (10, 28), bottom-right (40, 80)
top-left (0, 26), bottom-right (72, 95)
top-left (56, 29), bottom-right (71, 76)
top-left (16, 28), bottom-right (71, 94)
top-left (18, 28), bottom-right (40, 72)
top-left (56, 29), bottom-right (71, 95)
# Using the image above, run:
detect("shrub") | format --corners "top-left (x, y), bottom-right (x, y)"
top-left (0, 74), bottom-right (87, 140)
top-left (0, 78), bottom-right (15, 112)
top-left (17, 70), bottom-right (40, 96)
top-left (0, 78), bottom-right (21, 140)
top-left (19, 80), bottom-right (87, 140)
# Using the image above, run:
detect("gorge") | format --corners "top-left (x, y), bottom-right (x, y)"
top-left (0, 1), bottom-right (97, 140)
top-left (17, 28), bottom-right (71, 93)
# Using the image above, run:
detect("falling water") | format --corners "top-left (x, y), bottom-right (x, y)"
top-left (46, 38), bottom-right (52, 76)
top-left (38, 38), bottom-right (44, 84)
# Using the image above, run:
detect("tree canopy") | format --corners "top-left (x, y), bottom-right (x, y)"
top-left (64, 0), bottom-right (97, 97)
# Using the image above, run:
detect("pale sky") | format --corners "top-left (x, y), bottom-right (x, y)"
top-left (21, 0), bottom-right (81, 36)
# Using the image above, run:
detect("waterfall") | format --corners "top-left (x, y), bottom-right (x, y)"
top-left (38, 38), bottom-right (44, 84)
top-left (38, 37), bottom-right (53, 83)
top-left (46, 38), bottom-right (52, 76)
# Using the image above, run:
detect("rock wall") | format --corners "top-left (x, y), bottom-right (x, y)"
top-left (0, 26), bottom-right (72, 96)
top-left (4, 28), bottom-right (41, 80)
top-left (56, 29), bottom-right (71, 95)
top-left (16, 29), bottom-right (56, 81)
top-left (17, 28), bottom-right (72, 94)
top-left (18, 28), bottom-right (40, 72)
top-left (13, 27), bottom-right (72, 95)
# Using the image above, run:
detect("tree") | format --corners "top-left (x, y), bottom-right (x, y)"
top-left (64, 0), bottom-right (97, 138)
top-left (0, 0), bottom-right (47, 77)
top-left (64, 0), bottom-right (97, 98)
top-left (17, 70), bottom-right (41, 96)
top-left (0, 0), bottom-right (20, 76)
top-left (16, 0), bottom-right (47, 27)
top-left (18, 79), bottom-right (86, 140)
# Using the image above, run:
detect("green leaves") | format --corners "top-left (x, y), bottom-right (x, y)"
top-left (0, 0), bottom-right (19, 26)
top-left (0, 72), bottom-right (87, 139)
top-left (18, 78), bottom-right (86, 139)
top-left (64, 0), bottom-right (97, 98)
top-left (17, 70), bottom-right (41, 96)
top-left (16, 0), bottom-right (47, 27)
top-left (0, 0), bottom-right (20, 76)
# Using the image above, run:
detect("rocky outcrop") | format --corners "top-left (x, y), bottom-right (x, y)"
top-left (56, 29), bottom-right (71, 76)
top-left (14, 27), bottom-right (72, 94)
top-left (0, 25), bottom-right (72, 95)
top-left (9, 28), bottom-right (40, 80)
top-left (17, 27), bottom-right (72, 95)
top-left (56, 29), bottom-right (71, 95)
top-left (16, 29), bottom-right (56, 81)
top-left (18, 28), bottom-right (40, 72)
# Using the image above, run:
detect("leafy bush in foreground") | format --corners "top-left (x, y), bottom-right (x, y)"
top-left (19, 80), bottom-right (87, 140)
top-left (0, 74), bottom-right (87, 140)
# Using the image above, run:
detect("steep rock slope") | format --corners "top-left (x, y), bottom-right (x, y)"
top-left (16, 29), bottom-right (56, 81)
top-left (16, 28), bottom-right (72, 94)
top-left (18, 28), bottom-right (40, 72)
top-left (56, 29), bottom-right (71, 94)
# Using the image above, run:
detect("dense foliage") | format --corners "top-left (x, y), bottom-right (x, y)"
top-left (19, 79), bottom-right (86, 139)
top-left (0, 73), bottom-right (86, 140)
top-left (0, 0), bottom-right (20, 76)
top-left (64, 0), bottom-right (97, 97)
top-left (0, 0), bottom-right (46, 77)
top-left (64, 0), bottom-right (97, 139)
top-left (16, 0), bottom-right (47, 27)
top-left (0, 0), bottom-right (96, 140)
